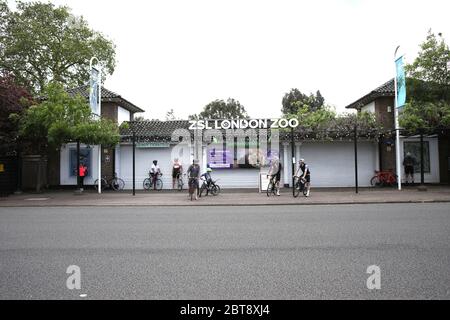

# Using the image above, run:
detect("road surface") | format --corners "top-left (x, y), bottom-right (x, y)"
top-left (0, 203), bottom-right (449, 299)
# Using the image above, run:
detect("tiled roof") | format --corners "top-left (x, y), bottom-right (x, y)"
top-left (120, 120), bottom-right (191, 142)
top-left (345, 79), bottom-right (394, 109)
top-left (67, 85), bottom-right (145, 113)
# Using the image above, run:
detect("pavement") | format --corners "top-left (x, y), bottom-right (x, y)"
top-left (1, 185), bottom-right (450, 207)
top-left (1, 203), bottom-right (449, 299)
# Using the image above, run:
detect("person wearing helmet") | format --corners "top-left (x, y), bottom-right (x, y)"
top-left (150, 160), bottom-right (161, 190)
top-left (187, 159), bottom-right (201, 200)
top-left (267, 156), bottom-right (282, 196)
top-left (200, 167), bottom-right (213, 196)
top-left (294, 158), bottom-right (311, 197)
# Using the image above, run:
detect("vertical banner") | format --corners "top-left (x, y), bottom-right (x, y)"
top-left (89, 67), bottom-right (100, 116)
top-left (395, 56), bottom-right (406, 108)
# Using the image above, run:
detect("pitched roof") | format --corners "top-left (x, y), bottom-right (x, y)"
top-left (120, 120), bottom-right (191, 142)
top-left (67, 85), bottom-right (145, 113)
top-left (345, 79), bottom-right (394, 109)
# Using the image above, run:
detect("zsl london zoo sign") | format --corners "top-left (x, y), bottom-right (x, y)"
top-left (188, 118), bottom-right (299, 130)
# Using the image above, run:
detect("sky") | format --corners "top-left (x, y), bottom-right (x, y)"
top-left (11, 0), bottom-right (450, 119)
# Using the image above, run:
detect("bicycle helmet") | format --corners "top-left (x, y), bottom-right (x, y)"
top-left (206, 167), bottom-right (212, 173)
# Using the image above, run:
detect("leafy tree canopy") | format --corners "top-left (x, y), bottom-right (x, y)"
top-left (189, 98), bottom-right (249, 120)
top-left (0, 74), bottom-right (33, 154)
top-left (17, 82), bottom-right (120, 154)
top-left (405, 30), bottom-right (450, 87)
top-left (400, 30), bottom-right (450, 133)
top-left (0, 0), bottom-right (116, 94)
top-left (285, 104), bottom-right (383, 141)
top-left (281, 89), bottom-right (325, 115)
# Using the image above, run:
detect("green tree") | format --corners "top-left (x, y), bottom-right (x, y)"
top-left (281, 89), bottom-right (325, 115)
top-left (18, 82), bottom-right (120, 155)
top-left (0, 0), bottom-right (116, 93)
top-left (0, 74), bottom-right (33, 155)
top-left (189, 98), bottom-right (249, 120)
top-left (405, 30), bottom-right (450, 87)
top-left (400, 30), bottom-right (450, 133)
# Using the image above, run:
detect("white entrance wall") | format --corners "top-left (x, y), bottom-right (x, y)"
top-left (118, 144), bottom-right (191, 190)
top-left (115, 140), bottom-right (379, 189)
top-left (210, 169), bottom-right (261, 188)
top-left (291, 141), bottom-right (377, 187)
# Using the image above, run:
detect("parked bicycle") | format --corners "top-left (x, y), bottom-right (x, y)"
top-left (199, 177), bottom-right (221, 197)
top-left (293, 176), bottom-right (309, 198)
top-left (94, 173), bottom-right (125, 191)
top-left (175, 172), bottom-right (185, 191)
top-left (143, 172), bottom-right (163, 191)
top-left (266, 175), bottom-right (279, 197)
top-left (370, 170), bottom-right (398, 187)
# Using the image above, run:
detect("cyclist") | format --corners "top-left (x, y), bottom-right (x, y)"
top-left (187, 159), bottom-right (201, 200)
top-left (200, 167), bottom-right (213, 196)
top-left (172, 158), bottom-right (183, 189)
top-left (150, 160), bottom-right (161, 190)
top-left (294, 158), bottom-right (311, 197)
top-left (267, 156), bottom-right (282, 196)
top-left (403, 152), bottom-right (416, 185)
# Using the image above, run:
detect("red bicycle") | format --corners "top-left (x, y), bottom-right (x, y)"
top-left (370, 170), bottom-right (398, 187)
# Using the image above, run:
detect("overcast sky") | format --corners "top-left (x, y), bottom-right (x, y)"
top-left (14, 0), bottom-right (450, 119)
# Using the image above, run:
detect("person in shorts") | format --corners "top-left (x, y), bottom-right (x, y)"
top-left (172, 158), bottom-right (183, 189)
top-left (294, 158), bottom-right (311, 197)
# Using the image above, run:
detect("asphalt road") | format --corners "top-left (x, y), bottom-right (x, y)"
top-left (0, 203), bottom-right (449, 300)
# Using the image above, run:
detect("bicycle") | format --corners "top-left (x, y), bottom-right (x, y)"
top-left (175, 172), bottom-right (185, 191)
top-left (266, 175), bottom-right (279, 197)
top-left (143, 172), bottom-right (163, 191)
top-left (199, 177), bottom-right (221, 197)
top-left (188, 177), bottom-right (199, 201)
top-left (94, 173), bottom-right (125, 191)
top-left (293, 176), bottom-right (309, 198)
top-left (370, 170), bottom-right (398, 187)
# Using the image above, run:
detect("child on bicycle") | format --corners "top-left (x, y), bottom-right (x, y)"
top-left (200, 167), bottom-right (213, 196)
top-left (267, 156), bottom-right (282, 196)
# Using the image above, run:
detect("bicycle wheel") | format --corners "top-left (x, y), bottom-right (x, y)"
top-left (143, 178), bottom-right (151, 190)
top-left (178, 178), bottom-right (183, 191)
top-left (155, 179), bottom-right (163, 191)
top-left (370, 176), bottom-right (381, 187)
top-left (266, 182), bottom-right (273, 197)
top-left (293, 178), bottom-right (300, 198)
top-left (199, 183), bottom-right (206, 197)
top-left (111, 178), bottom-right (125, 191)
top-left (94, 178), bottom-right (107, 191)
top-left (211, 185), bottom-right (220, 196)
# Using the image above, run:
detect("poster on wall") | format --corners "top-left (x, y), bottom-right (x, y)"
top-left (69, 148), bottom-right (92, 177)
top-left (207, 147), bottom-right (233, 169)
top-left (404, 142), bottom-right (430, 173)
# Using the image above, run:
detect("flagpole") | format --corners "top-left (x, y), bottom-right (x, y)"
top-left (89, 57), bottom-right (102, 194)
top-left (394, 46), bottom-right (402, 191)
